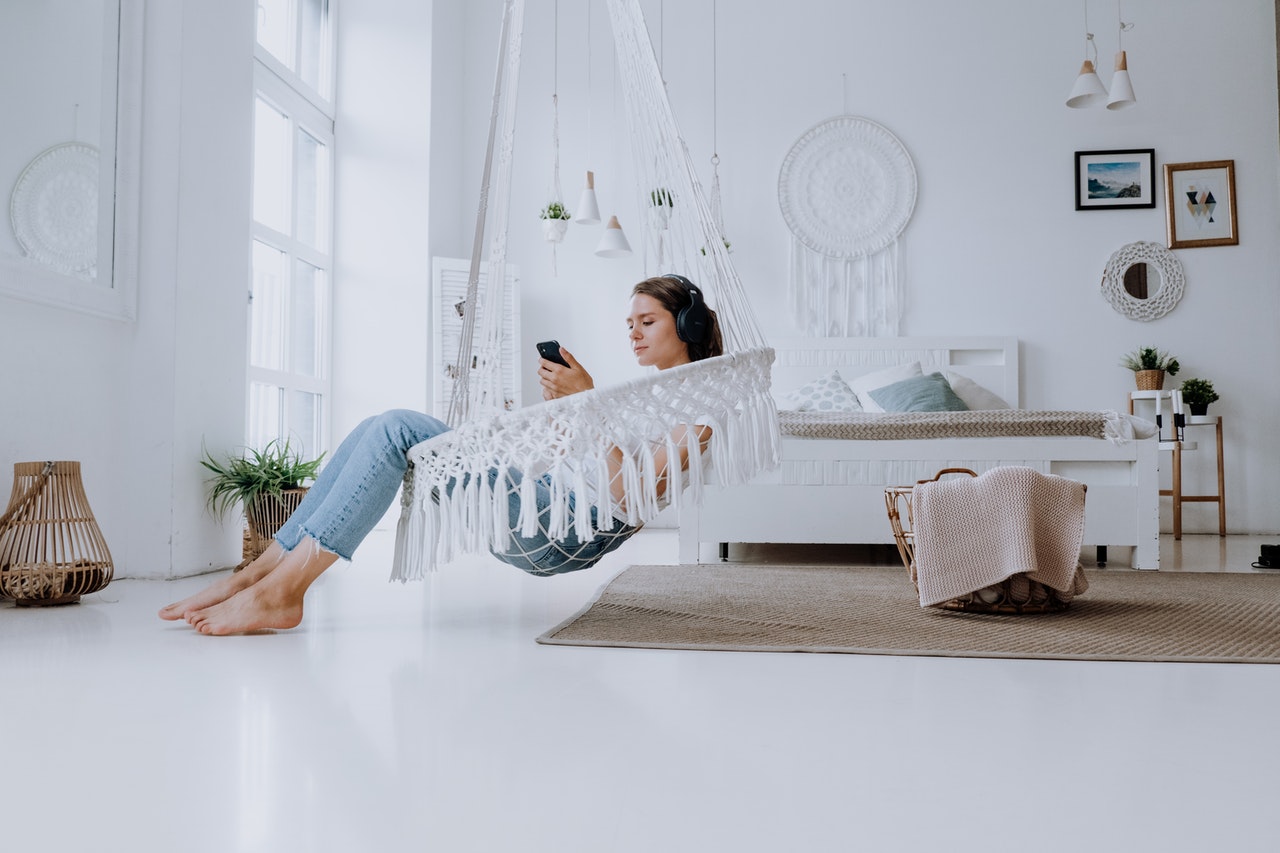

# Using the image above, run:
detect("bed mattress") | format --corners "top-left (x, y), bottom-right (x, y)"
top-left (777, 409), bottom-right (1114, 441)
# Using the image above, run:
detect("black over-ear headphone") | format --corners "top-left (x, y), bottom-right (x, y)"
top-left (663, 274), bottom-right (710, 344)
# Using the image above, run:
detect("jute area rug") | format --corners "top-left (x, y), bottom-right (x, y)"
top-left (537, 564), bottom-right (1280, 664)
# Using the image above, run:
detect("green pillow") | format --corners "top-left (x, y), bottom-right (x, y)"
top-left (868, 372), bottom-right (970, 413)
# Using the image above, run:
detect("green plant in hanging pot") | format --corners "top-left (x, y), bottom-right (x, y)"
top-left (649, 187), bottom-right (675, 230)
top-left (1179, 378), bottom-right (1219, 416)
top-left (539, 201), bottom-right (570, 243)
top-left (1120, 346), bottom-right (1179, 391)
top-left (200, 439), bottom-right (324, 567)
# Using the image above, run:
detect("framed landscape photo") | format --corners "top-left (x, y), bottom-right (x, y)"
top-left (1164, 159), bottom-right (1238, 248)
top-left (1074, 149), bottom-right (1156, 210)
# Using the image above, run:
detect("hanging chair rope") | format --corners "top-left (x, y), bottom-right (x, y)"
top-left (447, 0), bottom-right (524, 426)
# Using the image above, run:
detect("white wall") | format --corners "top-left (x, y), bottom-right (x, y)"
top-left (1, 0), bottom-right (1276, 583)
top-left (431, 0), bottom-right (1280, 536)
top-left (0, 0), bottom-right (253, 580)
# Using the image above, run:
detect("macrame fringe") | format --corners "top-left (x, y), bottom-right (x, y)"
top-left (390, 350), bottom-right (779, 580)
top-left (789, 237), bottom-right (902, 336)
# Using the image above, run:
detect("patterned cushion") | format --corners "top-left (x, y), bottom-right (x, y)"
top-left (869, 372), bottom-right (970, 413)
top-left (780, 369), bottom-right (863, 412)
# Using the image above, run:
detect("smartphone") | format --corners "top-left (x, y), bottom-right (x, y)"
top-left (536, 340), bottom-right (570, 368)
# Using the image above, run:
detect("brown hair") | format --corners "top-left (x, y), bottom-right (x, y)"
top-left (631, 275), bottom-right (724, 362)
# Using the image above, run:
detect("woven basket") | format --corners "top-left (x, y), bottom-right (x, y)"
top-left (0, 461), bottom-right (114, 606)
top-left (884, 468), bottom-right (1072, 615)
top-left (239, 488), bottom-right (308, 569)
top-left (1134, 369), bottom-right (1165, 391)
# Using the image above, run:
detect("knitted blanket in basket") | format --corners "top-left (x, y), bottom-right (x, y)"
top-left (911, 466), bottom-right (1088, 608)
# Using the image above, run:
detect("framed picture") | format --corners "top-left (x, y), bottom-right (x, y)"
top-left (1074, 149), bottom-right (1157, 210)
top-left (1164, 159), bottom-right (1238, 248)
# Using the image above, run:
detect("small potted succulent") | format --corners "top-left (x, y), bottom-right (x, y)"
top-left (539, 201), bottom-right (570, 243)
top-left (1179, 378), bottom-right (1219, 416)
top-left (1120, 346), bottom-right (1180, 390)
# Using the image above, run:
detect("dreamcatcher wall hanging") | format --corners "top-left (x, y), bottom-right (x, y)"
top-left (777, 115), bottom-right (917, 336)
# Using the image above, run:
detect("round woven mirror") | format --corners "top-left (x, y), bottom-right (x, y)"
top-left (1101, 240), bottom-right (1185, 321)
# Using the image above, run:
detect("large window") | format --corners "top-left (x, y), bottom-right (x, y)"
top-left (249, 0), bottom-right (334, 463)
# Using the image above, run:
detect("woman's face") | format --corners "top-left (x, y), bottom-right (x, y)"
top-left (627, 293), bottom-right (690, 370)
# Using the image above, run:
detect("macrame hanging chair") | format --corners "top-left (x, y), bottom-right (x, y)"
top-left (391, 0), bottom-right (778, 580)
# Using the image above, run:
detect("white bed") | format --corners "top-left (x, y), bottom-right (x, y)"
top-left (678, 337), bottom-right (1160, 569)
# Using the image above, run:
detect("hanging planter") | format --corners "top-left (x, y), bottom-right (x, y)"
top-left (540, 201), bottom-right (570, 243)
top-left (649, 187), bottom-right (674, 228)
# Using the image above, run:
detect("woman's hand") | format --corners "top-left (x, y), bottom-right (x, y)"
top-left (539, 345), bottom-right (595, 400)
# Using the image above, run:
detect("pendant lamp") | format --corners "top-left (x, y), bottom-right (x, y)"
top-left (1106, 51), bottom-right (1136, 109)
top-left (575, 171), bottom-right (602, 225)
top-left (595, 215), bottom-right (632, 258)
top-left (1106, 1), bottom-right (1136, 109)
top-left (1065, 1), bottom-right (1106, 109)
top-left (575, 3), bottom-right (602, 226)
top-left (1066, 58), bottom-right (1108, 108)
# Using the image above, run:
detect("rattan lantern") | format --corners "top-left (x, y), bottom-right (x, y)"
top-left (0, 461), bottom-right (114, 606)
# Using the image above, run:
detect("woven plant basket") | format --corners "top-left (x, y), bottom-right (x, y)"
top-left (1134, 369), bottom-right (1165, 391)
top-left (0, 461), bottom-right (114, 606)
top-left (884, 468), bottom-right (1073, 615)
top-left (239, 488), bottom-right (308, 569)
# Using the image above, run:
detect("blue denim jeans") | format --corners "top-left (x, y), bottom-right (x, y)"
top-left (275, 409), bottom-right (635, 574)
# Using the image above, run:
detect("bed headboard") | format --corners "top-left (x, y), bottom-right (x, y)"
top-left (767, 337), bottom-right (1021, 409)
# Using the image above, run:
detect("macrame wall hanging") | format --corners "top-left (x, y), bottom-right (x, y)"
top-left (778, 111), bottom-right (917, 336)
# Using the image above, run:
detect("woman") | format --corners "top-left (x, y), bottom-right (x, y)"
top-left (160, 274), bottom-right (722, 635)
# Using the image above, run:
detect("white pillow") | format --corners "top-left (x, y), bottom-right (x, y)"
top-left (781, 369), bottom-right (863, 412)
top-left (944, 371), bottom-right (1012, 410)
top-left (849, 362), bottom-right (923, 412)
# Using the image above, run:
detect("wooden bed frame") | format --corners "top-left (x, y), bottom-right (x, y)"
top-left (678, 337), bottom-right (1160, 569)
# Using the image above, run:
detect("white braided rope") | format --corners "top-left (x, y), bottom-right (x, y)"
top-left (390, 0), bottom-right (779, 579)
top-left (449, 0), bottom-right (524, 425)
top-left (607, 0), bottom-right (764, 353)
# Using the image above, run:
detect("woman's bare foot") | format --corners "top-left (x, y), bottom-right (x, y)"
top-left (188, 581), bottom-right (306, 635)
top-left (158, 541), bottom-right (287, 621)
top-left (187, 538), bottom-right (338, 636)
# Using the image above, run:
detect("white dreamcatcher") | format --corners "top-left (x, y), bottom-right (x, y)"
top-left (778, 80), bottom-right (917, 336)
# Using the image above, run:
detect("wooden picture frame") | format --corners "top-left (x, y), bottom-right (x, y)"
top-left (1164, 159), bottom-right (1238, 248)
top-left (1074, 149), bottom-right (1156, 210)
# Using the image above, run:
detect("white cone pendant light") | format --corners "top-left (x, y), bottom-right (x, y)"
top-left (575, 171), bottom-right (602, 224)
top-left (595, 215), bottom-right (632, 258)
top-left (1106, 50), bottom-right (1136, 109)
top-left (1066, 59), bottom-right (1108, 108)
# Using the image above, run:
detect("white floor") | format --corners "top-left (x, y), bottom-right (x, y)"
top-left (3, 530), bottom-right (1279, 853)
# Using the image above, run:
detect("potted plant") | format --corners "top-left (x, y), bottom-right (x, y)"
top-left (201, 438), bottom-right (324, 567)
top-left (1179, 378), bottom-right (1220, 416)
top-left (1120, 346), bottom-right (1180, 390)
top-left (539, 201), bottom-right (570, 243)
top-left (649, 187), bottom-right (674, 229)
